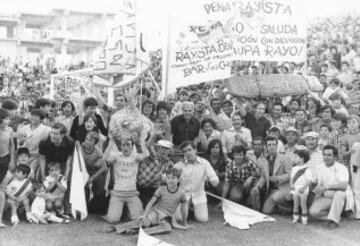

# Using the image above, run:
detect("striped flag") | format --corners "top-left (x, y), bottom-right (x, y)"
top-left (69, 142), bottom-right (89, 220)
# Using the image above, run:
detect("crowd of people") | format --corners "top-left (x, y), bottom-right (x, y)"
top-left (1, 13), bottom-right (360, 235)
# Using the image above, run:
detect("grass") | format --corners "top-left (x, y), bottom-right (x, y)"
top-left (1, 205), bottom-right (360, 246)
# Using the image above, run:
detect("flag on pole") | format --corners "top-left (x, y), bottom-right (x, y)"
top-left (222, 199), bottom-right (275, 230)
top-left (69, 142), bottom-right (89, 220)
top-left (137, 227), bottom-right (174, 246)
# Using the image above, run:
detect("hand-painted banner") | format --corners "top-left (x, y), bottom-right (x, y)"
top-left (201, 0), bottom-right (307, 62)
top-left (167, 18), bottom-right (233, 93)
top-left (93, 0), bottom-right (136, 76)
top-left (165, 0), bottom-right (306, 93)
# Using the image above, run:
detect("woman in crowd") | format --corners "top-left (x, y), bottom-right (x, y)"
top-left (204, 139), bottom-right (228, 195)
top-left (198, 118), bottom-right (221, 154)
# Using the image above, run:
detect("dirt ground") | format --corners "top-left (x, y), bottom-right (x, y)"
top-left (1, 205), bottom-right (360, 246)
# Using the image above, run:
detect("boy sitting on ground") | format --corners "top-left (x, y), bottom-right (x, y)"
top-left (6, 164), bottom-right (33, 225)
top-left (106, 168), bottom-right (189, 235)
top-left (28, 183), bottom-right (69, 224)
top-left (43, 162), bottom-right (67, 216)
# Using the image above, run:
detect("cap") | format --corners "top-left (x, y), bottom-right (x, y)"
top-left (304, 131), bottom-right (319, 139)
top-left (156, 140), bottom-right (173, 149)
top-left (269, 126), bottom-right (281, 133)
top-left (285, 126), bottom-right (298, 134)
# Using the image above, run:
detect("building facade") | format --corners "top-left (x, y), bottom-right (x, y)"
top-left (0, 9), bottom-right (114, 67)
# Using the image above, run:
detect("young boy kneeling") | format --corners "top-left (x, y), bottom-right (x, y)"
top-left (106, 168), bottom-right (189, 235)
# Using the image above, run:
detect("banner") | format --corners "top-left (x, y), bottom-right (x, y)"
top-left (69, 142), bottom-right (89, 220)
top-left (137, 227), bottom-right (174, 246)
top-left (93, 0), bottom-right (137, 76)
top-left (200, 0), bottom-right (307, 62)
top-left (166, 17), bottom-right (233, 93)
top-left (164, 0), bottom-right (306, 94)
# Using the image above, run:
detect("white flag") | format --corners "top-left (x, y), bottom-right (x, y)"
top-left (222, 200), bottom-right (275, 230)
top-left (137, 227), bottom-right (174, 246)
top-left (69, 143), bottom-right (89, 220)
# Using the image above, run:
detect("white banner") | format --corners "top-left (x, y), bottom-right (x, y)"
top-left (164, 0), bottom-right (306, 93)
top-left (94, 0), bottom-right (137, 76)
top-left (198, 0), bottom-right (307, 62)
top-left (166, 16), bottom-right (233, 93)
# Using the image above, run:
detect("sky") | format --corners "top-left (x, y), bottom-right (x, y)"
top-left (0, 0), bottom-right (359, 18)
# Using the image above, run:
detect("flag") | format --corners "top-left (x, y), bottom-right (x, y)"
top-left (137, 227), bottom-right (174, 246)
top-left (222, 199), bottom-right (275, 230)
top-left (69, 142), bottom-right (89, 220)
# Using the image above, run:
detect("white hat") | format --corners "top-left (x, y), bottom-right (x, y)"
top-left (157, 140), bottom-right (173, 149)
top-left (304, 131), bottom-right (319, 139)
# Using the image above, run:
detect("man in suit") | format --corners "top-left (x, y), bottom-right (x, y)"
top-left (262, 136), bottom-right (293, 214)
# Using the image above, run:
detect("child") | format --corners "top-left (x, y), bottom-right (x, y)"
top-left (106, 168), bottom-right (188, 235)
top-left (28, 183), bottom-right (69, 224)
top-left (6, 164), bottom-right (33, 225)
top-left (43, 162), bottom-right (67, 214)
top-left (318, 125), bottom-right (332, 150)
top-left (290, 149), bottom-right (312, 225)
top-left (81, 131), bottom-right (107, 213)
top-left (101, 135), bottom-right (149, 223)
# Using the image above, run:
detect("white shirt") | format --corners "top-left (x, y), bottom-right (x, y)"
top-left (290, 165), bottom-right (312, 195)
top-left (175, 157), bottom-right (218, 205)
top-left (221, 126), bottom-right (252, 153)
top-left (107, 150), bottom-right (139, 192)
top-left (307, 148), bottom-right (324, 177)
top-left (315, 161), bottom-right (349, 197)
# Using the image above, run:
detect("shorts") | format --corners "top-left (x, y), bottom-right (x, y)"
top-left (146, 208), bottom-right (169, 226)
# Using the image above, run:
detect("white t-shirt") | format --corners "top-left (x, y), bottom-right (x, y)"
top-left (290, 165), bottom-right (312, 195)
top-left (107, 150), bottom-right (139, 192)
top-left (6, 178), bottom-right (32, 197)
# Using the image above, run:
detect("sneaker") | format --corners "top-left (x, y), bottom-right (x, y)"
top-left (301, 215), bottom-right (308, 225)
top-left (26, 213), bottom-right (37, 223)
top-left (292, 214), bottom-right (299, 224)
top-left (11, 215), bottom-right (19, 225)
